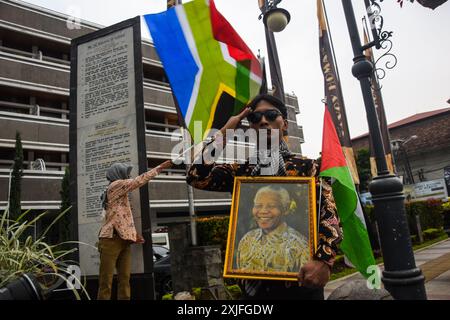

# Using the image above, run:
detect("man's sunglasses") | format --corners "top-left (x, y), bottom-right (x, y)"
top-left (246, 109), bottom-right (283, 124)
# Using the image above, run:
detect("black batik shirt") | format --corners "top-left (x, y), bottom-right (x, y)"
top-left (186, 152), bottom-right (342, 267)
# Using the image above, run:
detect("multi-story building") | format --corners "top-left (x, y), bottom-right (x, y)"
top-left (0, 0), bottom-right (304, 229)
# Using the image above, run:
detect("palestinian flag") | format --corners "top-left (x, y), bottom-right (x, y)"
top-left (144, 0), bottom-right (262, 142)
top-left (319, 107), bottom-right (376, 278)
top-left (317, 0), bottom-right (360, 185)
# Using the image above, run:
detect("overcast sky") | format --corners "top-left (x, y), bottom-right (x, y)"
top-left (25, 0), bottom-right (450, 158)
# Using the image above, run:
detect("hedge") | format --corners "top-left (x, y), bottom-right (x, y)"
top-left (364, 199), bottom-right (446, 233)
top-left (196, 200), bottom-right (448, 249)
top-left (162, 284), bottom-right (241, 300)
top-left (195, 216), bottom-right (242, 286)
top-left (406, 199), bottom-right (444, 231)
top-left (422, 228), bottom-right (446, 241)
top-left (196, 216), bottom-right (230, 253)
top-left (196, 200), bottom-right (448, 253)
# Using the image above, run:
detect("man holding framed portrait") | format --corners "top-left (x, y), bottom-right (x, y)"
top-left (187, 94), bottom-right (341, 300)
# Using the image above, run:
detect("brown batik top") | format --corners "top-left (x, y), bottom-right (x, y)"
top-left (98, 166), bottom-right (164, 242)
top-left (186, 150), bottom-right (342, 267)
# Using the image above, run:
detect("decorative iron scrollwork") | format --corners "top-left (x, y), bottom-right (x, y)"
top-left (365, 0), bottom-right (397, 90)
top-left (367, 0), bottom-right (384, 47)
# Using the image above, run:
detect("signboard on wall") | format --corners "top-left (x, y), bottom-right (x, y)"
top-left (444, 166), bottom-right (450, 197)
top-left (405, 179), bottom-right (449, 202)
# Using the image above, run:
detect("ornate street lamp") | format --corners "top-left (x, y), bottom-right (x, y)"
top-left (259, 0), bottom-right (291, 32)
top-left (257, 0), bottom-right (290, 103)
top-left (408, 0), bottom-right (448, 9)
top-left (341, 0), bottom-right (426, 299)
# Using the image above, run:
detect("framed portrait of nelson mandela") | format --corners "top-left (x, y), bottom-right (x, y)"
top-left (223, 177), bottom-right (317, 282)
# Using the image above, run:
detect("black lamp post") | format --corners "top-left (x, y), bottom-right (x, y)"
top-left (341, 0), bottom-right (426, 299)
top-left (258, 0), bottom-right (290, 103)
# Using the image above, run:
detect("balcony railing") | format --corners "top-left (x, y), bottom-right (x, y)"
top-left (0, 159), bottom-right (67, 171)
top-left (145, 121), bottom-right (180, 132)
top-left (143, 77), bottom-right (170, 88)
top-left (0, 45), bottom-right (70, 66)
top-left (0, 100), bottom-right (69, 119)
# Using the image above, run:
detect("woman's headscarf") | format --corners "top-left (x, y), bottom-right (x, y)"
top-left (106, 163), bottom-right (133, 182)
top-left (100, 163), bottom-right (133, 209)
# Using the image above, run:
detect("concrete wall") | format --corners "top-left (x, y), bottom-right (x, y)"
top-left (406, 146), bottom-right (450, 182)
top-left (0, 58), bottom-right (69, 88)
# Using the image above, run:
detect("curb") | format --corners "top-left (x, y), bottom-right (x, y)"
top-left (413, 237), bottom-right (449, 253)
top-left (327, 237), bottom-right (450, 285)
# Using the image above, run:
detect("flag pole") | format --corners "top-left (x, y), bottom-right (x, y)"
top-left (180, 127), bottom-right (198, 246)
top-left (318, 0), bottom-right (360, 185)
top-left (166, 0), bottom-right (197, 247)
top-left (362, 16), bottom-right (395, 176)
top-left (322, 0), bottom-right (342, 84)
top-left (171, 142), bottom-right (195, 164)
top-left (318, 177), bottom-right (322, 247)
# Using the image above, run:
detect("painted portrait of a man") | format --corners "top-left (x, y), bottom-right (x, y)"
top-left (225, 177), bottom-right (317, 281)
top-left (237, 185), bottom-right (309, 273)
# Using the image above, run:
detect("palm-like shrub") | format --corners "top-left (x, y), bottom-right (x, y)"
top-left (0, 208), bottom-right (89, 299)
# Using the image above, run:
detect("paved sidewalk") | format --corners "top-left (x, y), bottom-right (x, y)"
top-left (324, 238), bottom-right (450, 300)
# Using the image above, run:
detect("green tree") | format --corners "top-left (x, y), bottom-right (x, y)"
top-left (356, 148), bottom-right (371, 192)
top-left (59, 166), bottom-right (72, 242)
top-left (9, 131), bottom-right (23, 220)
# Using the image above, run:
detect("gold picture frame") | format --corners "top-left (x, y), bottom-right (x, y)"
top-left (223, 176), bottom-right (317, 282)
